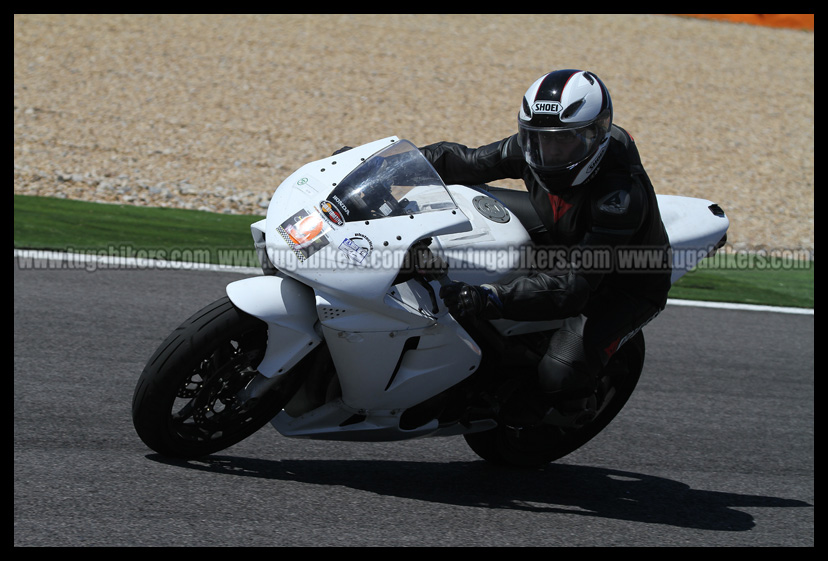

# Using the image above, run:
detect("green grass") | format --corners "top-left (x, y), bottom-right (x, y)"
top-left (14, 194), bottom-right (813, 309)
top-left (14, 194), bottom-right (261, 268)
top-left (669, 254), bottom-right (813, 308)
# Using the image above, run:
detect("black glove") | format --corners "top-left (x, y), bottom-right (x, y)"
top-left (439, 282), bottom-right (503, 319)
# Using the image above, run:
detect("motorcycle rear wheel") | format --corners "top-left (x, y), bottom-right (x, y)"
top-left (463, 331), bottom-right (645, 469)
top-left (132, 296), bottom-right (301, 459)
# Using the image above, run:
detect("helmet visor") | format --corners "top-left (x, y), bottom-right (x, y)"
top-left (518, 115), bottom-right (610, 171)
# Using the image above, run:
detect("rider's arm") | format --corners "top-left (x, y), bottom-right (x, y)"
top-left (487, 180), bottom-right (649, 321)
top-left (486, 267), bottom-right (591, 321)
top-left (420, 135), bottom-right (524, 185)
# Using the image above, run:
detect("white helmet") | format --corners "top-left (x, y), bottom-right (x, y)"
top-left (518, 69), bottom-right (613, 190)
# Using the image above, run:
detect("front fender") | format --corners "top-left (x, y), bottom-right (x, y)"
top-left (226, 275), bottom-right (321, 378)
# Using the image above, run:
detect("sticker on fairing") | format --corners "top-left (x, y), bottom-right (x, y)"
top-left (277, 209), bottom-right (331, 260)
top-left (294, 176), bottom-right (318, 196)
top-left (319, 200), bottom-right (345, 226)
top-left (338, 233), bottom-right (373, 265)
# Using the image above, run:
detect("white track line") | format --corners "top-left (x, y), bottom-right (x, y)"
top-left (665, 298), bottom-right (812, 315)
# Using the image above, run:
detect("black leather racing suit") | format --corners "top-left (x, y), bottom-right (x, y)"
top-left (420, 125), bottom-right (672, 399)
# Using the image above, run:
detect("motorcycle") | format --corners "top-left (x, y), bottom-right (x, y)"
top-left (132, 137), bottom-right (728, 468)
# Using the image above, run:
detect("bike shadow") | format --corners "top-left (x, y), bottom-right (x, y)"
top-left (148, 454), bottom-right (810, 531)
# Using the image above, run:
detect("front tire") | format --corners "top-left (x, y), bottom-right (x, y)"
top-left (464, 332), bottom-right (645, 468)
top-left (132, 297), bottom-right (301, 459)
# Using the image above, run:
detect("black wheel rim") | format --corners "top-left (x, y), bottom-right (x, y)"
top-left (168, 326), bottom-right (267, 443)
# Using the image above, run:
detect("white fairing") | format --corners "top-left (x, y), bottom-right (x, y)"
top-left (657, 194), bottom-right (729, 283)
top-left (263, 137), bottom-right (471, 301)
top-left (227, 137), bottom-right (728, 441)
top-left (226, 275), bottom-right (321, 377)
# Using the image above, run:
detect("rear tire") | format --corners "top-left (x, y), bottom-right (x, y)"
top-left (132, 297), bottom-right (302, 459)
top-left (464, 332), bottom-right (645, 468)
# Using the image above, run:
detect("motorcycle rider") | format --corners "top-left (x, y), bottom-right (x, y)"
top-left (420, 69), bottom-right (672, 427)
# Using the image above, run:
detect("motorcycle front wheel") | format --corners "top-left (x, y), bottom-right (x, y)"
top-left (132, 296), bottom-right (304, 459)
top-left (464, 331), bottom-right (645, 469)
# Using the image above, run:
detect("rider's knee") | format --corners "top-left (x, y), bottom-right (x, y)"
top-left (537, 319), bottom-right (601, 395)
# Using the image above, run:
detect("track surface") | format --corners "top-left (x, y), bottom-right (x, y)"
top-left (14, 261), bottom-right (813, 546)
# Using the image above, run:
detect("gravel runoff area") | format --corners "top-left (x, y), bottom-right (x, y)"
top-left (14, 14), bottom-right (814, 258)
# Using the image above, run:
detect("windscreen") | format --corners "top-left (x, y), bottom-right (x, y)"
top-left (325, 140), bottom-right (457, 222)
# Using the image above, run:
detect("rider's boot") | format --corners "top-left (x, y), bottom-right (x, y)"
top-left (536, 345), bottom-right (602, 428)
top-left (497, 382), bottom-right (598, 429)
top-left (540, 390), bottom-right (598, 427)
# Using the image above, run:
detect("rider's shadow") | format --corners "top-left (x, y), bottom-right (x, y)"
top-left (150, 455), bottom-right (810, 531)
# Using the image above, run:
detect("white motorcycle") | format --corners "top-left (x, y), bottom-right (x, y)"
top-left (132, 137), bottom-right (728, 468)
